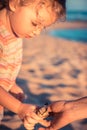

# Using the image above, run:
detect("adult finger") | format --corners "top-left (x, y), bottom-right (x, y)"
top-left (48, 101), bottom-right (66, 113)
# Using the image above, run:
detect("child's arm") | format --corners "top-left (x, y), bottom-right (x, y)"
top-left (0, 86), bottom-right (21, 113)
top-left (0, 86), bottom-right (49, 129)
top-left (0, 86), bottom-right (36, 125)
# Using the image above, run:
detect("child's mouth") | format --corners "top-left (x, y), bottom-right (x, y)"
top-left (25, 35), bottom-right (32, 38)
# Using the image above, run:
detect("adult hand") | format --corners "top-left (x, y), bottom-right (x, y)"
top-left (39, 97), bottom-right (87, 130)
top-left (39, 101), bottom-right (70, 130)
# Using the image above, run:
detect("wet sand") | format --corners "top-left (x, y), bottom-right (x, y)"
top-left (0, 21), bottom-right (87, 130)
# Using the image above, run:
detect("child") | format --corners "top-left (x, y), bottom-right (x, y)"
top-left (0, 0), bottom-right (65, 129)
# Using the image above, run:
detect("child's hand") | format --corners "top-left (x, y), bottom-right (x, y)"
top-left (18, 103), bottom-right (50, 130)
top-left (9, 83), bottom-right (25, 102)
top-left (24, 111), bottom-right (50, 130)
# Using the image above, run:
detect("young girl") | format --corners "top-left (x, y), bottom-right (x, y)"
top-left (0, 0), bottom-right (65, 129)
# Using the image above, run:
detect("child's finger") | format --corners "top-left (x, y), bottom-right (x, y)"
top-left (25, 116), bottom-right (38, 124)
top-left (25, 114), bottom-right (50, 127)
top-left (24, 123), bottom-right (34, 130)
top-left (39, 119), bottom-right (51, 127)
top-left (36, 104), bottom-right (50, 118)
top-left (24, 118), bottom-right (35, 130)
top-left (26, 116), bottom-right (51, 127)
top-left (26, 112), bottom-right (42, 121)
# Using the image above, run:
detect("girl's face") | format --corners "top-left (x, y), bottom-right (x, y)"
top-left (9, 3), bottom-right (57, 38)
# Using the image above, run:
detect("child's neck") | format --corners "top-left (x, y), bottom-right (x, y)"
top-left (0, 8), bottom-right (16, 37)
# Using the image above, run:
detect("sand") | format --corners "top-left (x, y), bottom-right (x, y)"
top-left (0, 21), bottom-right (87, 130)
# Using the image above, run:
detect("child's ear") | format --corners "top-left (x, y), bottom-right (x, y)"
top-left (9, 0), bottom-right (19, 12)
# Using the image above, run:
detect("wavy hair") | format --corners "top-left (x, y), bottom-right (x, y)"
top-left (0, 0), bottom-right (66, 19)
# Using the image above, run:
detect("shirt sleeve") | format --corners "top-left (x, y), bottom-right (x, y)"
top-left (0, 40), bottom-right (14, 91)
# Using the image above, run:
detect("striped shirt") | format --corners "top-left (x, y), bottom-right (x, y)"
top-left (0, 20), bottom-right (23, 91)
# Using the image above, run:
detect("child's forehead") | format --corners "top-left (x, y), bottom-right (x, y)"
top-left (36, 8), bottom-right (57, 26)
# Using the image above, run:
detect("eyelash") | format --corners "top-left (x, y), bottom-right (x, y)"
top-left (32, 22), bottom-right (38, 27)
top-left (32, 22), bottom-right (44, 29)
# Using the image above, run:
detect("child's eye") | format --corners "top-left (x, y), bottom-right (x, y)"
top-left (32, 22), bottom-right (38, 27)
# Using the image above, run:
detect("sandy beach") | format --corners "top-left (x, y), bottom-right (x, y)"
top-left (0, 21), bottom-right (87, 130)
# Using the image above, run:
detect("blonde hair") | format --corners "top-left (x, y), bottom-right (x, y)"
top-left (0, 0), bottom-right (66, 19)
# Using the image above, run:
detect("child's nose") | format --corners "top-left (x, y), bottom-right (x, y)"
top-left (33, 26), bottom-right (44, 36)
top-left (33, 29), bottom-right (41, 35)
top-left (33, 28), bottom-right (42, 36)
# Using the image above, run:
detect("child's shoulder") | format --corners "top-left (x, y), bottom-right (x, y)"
top-left (0, 20), bottom-right (10, 39)
top-left (0, 19), bottom-right (18, 46)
